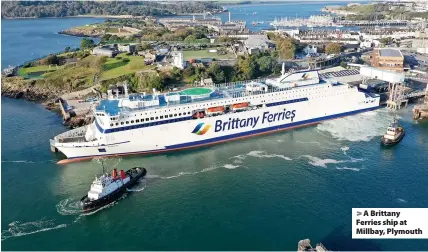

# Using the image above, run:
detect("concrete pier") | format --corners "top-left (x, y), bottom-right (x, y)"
top-left (413, 84), bottom-right (428, 120)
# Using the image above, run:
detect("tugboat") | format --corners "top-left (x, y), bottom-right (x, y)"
top-left (80, 161), bottom-right (147, 212)
top-left (381, 117), bottom-right (405, 146)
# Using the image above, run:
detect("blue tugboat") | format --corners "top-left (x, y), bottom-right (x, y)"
top-left (381, 117), bottom-right (405, 146)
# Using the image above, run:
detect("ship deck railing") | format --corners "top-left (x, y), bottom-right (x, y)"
top-left (53, 126), bottom-right (88, 143)
top-left (95, 78), bottom-right (309, 116)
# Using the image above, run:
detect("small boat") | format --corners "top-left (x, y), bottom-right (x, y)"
top-left (80, 161), bottom-right (147, 212)
top-left (381, 117), bottom-right (405, 146)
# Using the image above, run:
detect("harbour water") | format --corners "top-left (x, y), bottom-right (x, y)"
top-left (1, 17), bottom-right (103, 69)
top-left (2, 2), bottom-right (428, 250)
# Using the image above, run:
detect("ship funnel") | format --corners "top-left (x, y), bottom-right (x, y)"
top-left (112, 169), bottom-right (117, 178)
top-left (120, 170), bottom-right (126, 179)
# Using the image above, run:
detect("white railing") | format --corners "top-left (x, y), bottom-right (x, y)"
top-left (54, 126), bottom-right (87, 140)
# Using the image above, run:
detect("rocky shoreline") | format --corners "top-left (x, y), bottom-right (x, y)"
top-left (58, 27), bottom-right (104, 38)
top-left (1, 77), bottom-right (93, 129)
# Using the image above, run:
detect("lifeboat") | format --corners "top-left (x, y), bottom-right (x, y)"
top-left (232, 102), bottom-right (249, 111)
top-left (206, 106), bottom-right (225, 115)
top-left (192, 111), bottom-right (205, 119)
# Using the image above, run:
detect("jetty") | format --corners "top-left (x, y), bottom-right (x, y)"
top-left (297, 239), bottom-right (329, 252)
top-left (413, 84), bottom-right (428, 120)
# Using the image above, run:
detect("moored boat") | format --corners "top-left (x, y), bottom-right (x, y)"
top-left (381, 117), bottom-right (405, 146)
top-left (80, 162), bottom-right (147, 212)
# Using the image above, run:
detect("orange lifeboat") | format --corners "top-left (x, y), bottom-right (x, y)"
top-left (232, 102), bottom-right (249, 111)
top-left (206, 106), bottom-right (225, 114)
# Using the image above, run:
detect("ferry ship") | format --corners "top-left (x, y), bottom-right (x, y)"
top-left (51, 66), bottom-right (381, 164)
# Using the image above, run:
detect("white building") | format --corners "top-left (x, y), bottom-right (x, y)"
top-left (172, 51), bottom-right (185, 69)
top-left (303, 45), bottom-right (317, 55)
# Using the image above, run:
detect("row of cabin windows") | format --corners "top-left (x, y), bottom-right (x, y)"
top-left (104, 97), bottom-right (309, 132)
top-left (109, 87), bottom-right (338, 123)
top-left (106, 98), bottom-right (308, 132)
top-left (111, 111), bottom-right (192, 127)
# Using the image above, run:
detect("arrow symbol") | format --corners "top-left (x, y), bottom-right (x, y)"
top-left (357, 211), bottom-right (362, 216)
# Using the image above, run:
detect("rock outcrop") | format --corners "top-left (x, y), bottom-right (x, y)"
top-left (1, 76), bottom-right (94, 128)
top-left (59, 27), bottom-right (104, 37)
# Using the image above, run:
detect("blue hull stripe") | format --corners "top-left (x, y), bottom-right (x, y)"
top-left (64, 106), bottom-right (382, 161)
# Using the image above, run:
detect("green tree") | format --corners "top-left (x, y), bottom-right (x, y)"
top-left (64, 46), bottom-right (71, 53)
top-left (141, 42), bottom-right (152, 51)
top-left (256, 55), bottom-right (275, 73)
top-left (184, 35), bottom-right (197, 43)
top-left (325, 43), bottom-right (342, 55)
top-left (80, 38), bottom-right (96, 49)
top-left (40, 54), bottom-right (59, 65)
top-left (207, 63), bottom-right (225, 83)
top-left (380, 37), bottom-right (393, 45)
top-left (276, 38), bottom-right (296, 59)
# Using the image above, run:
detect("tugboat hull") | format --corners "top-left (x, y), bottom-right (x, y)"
top-left (80, 167), bottom-right (146, 212)
top-left (381, 131), bottom-right (405, 146)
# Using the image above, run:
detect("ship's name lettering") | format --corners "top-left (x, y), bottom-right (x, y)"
top-left (214, 110), bottom-right (296, 132)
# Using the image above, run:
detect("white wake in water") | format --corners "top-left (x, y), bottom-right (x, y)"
top-left (316, 109), bottom-right (394, 142)
top-left (247, 151), bottom-right (292, 161)
top-left (301, 155), bottom-right (364, 168)
top-left (56, 198), bottom-right (84, 216)
top-left (223, 164), bottom-right (240, 169)
top-left (1, 219), bottom-right (67, 241)
top-left (127, 180), bottom-right (147, 192)
top-left (341, 146), bottom-right (350, 155)
top-left (301, 155), bottom-right (346, 168)
top-left (335, 166), bottom-right (361, 172)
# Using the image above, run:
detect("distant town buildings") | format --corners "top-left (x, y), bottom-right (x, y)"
top-left (371, 48), bottom-right (404, 72)
top-left (412, 39), bottom-right (428, 54)
top-left (159, 12), bottom-right (247, 35)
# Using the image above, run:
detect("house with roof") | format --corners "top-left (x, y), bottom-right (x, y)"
top-left (244, 34), bottom-right (274, 55)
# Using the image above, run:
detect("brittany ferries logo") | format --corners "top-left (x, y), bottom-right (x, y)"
top-left (192, 122), bottom-right (212, 135)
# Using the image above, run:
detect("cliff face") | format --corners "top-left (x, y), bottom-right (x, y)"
top-left (59, 27), bottom-right (104, 37)
top-left (1, 76), bottom-right (94, 128)
top-left (1, 77), bottom-right (62, 102)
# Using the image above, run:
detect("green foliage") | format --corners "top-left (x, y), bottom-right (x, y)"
top-left (325, 43), bottom-right (342, 55)
top-left (138, 73), bottom-right (164, 91)
top-left (39, 54), bottom-right (59, 65)
top-left (206, 63), bottom-right (225, 83)
top-left (141, 42), bottom-right (152, 51)
top-left (80, 38), bottom-right (96, 50)
top-left (1, 1), bottom-right (223, 18)
top-left (64, 46), bottom-right (71, 53)
top-left (275, 37), bottom-right (296, 59)
top-left (380, 37), bottom-right (393, 45)
top-left (340, 61), bottom-right (348, 68)
top-left (256, 56), bottom-right (275, 73)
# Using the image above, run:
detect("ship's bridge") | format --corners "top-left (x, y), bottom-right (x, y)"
top-left (266, 70), bottom-right (320, 89)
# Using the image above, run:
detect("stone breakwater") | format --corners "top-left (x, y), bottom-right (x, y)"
top-left (1, 77), bottom-right (93, 128)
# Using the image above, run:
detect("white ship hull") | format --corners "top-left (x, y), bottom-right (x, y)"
top-left (53, 90), bottom-right (380, 164)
